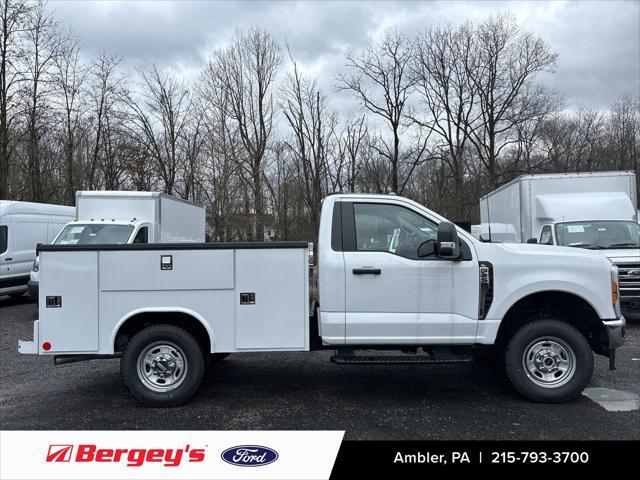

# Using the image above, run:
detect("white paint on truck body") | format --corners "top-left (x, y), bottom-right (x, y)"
top-left (35, 244), bottom-right (309, 355)
top-left (24, 194), bottom-right (617, 356)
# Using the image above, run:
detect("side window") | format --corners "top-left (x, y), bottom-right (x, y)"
top-left (540, 225), bottom-right (553, 245)
top-left (0, 226), bottom-right (7, 254)
top-left (132, 226), bottom-right (148, 244)
top-left (353, 203), bottom-right (437, 259)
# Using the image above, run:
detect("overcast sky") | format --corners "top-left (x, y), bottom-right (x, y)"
top-left (48, 0), bottom-right (639, 112)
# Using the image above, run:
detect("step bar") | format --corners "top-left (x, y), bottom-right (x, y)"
top-left (330, 353), bottom-right (474, 365)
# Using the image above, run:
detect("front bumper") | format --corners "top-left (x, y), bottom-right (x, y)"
top-left (603, 317), bottom-right (626, 349)
top-left (602, 317), bottom-right (626, 370)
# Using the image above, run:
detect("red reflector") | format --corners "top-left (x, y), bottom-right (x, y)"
top-left (42, 342), bottom-right (51, 351)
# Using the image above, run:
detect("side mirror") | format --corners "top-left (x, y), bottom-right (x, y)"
top-left (417, 239), bottom-right (435, 258)
top-left (436, 222), bottom-right (460, 259)
top-left (526, 238), bottom-right (538, 244)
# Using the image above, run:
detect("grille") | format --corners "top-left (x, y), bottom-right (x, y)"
top-left (615, 262), bottom-right (640, 298)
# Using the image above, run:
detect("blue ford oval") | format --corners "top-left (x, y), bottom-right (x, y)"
top-left (221, 445), bottom-right (279, 467)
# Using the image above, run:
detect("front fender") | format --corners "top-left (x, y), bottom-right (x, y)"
top-left (488, 266), bottom-right (615, 322)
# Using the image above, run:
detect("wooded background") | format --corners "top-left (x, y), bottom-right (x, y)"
top-left (1, 0), bottom-right (638, 242)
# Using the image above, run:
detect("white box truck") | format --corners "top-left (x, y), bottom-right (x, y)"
top-left (480, 171), bottom-right (640, 314)
top-left (19, 194), bottom-right (625, 406)
top-left (28, 191), bottom-right (205, 299)
top-left (0, 201), bottom-right (75, 298)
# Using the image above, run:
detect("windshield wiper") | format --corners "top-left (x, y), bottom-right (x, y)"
top-left (607, 242), bottom-right (640, 248)
top-left (566, 244), bottom-right (608, 250)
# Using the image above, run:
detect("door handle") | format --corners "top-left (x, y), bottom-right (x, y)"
top-left (4, 258), bottom-right (12, 261)
top-left (353, 268), bottom-right (381, 275)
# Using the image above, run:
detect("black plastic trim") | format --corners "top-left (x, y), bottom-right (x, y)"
top-left (478, 261), bottom-right (494, 320)
top-left (37, 241), bottom-right (309, 253)
top-left (353, 268), bottom-right (381, 275)
top-left (341, 202), bottom-right (356, 252)
top-left (331, 202), bottom-right (343, 251)
top-left (0, 275), bottom-right (30, 289)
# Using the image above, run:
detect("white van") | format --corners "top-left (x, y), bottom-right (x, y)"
top-left (0, 201), bottom-right (75, 298)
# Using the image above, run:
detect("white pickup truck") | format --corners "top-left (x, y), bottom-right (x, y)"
top-left (19, 194), bottom-right (625, 406)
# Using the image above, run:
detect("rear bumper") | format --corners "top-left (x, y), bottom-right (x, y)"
top-left (18, 320), bottom-right (39, 354)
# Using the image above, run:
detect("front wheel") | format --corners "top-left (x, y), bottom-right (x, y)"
top-left (504, 319), bottom-right (593, 403)
top-left (121, 324), bottom-right (205, 407)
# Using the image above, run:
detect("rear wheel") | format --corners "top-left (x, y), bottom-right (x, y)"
top-left (504, 319), bottom-right (593, 403)
top-left (121, 324), bottom-right (205, 407)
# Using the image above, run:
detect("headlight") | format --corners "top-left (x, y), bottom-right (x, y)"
top-left (611, 264), bottom-right (621, 316)
top-left (32, 258), bottom-right (39, 273)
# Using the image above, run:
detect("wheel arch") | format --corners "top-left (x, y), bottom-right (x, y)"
top-left (494, 290), bottom-right (609, 355)
top-left (112, 307), bottom-right (214, 354)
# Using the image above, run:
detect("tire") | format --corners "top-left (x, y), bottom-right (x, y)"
top-left (9, 292), bottom-right (24, 299)
top-left (211, 353), bottom-right (230, 362)
top-left (121, 324), bottom-right (205, 407)
top-left (504, 319), bottom-right (593, 403)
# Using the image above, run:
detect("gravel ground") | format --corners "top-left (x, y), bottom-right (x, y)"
top-left (1, 295), bottom-right (638, 440)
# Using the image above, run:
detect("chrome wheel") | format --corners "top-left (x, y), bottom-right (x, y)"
top-left (522, 336), bottom-right (576, 388)
top-left (136, 342), bottom-right (187, 392)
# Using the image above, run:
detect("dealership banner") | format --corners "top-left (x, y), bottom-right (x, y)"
top-left (0, 430), bottom-right (344, 480)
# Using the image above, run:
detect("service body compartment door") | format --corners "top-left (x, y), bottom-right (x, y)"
top-left (235, 248), bottom-right (307, 350)
top-left (39, 251), bottom-right (98, 352)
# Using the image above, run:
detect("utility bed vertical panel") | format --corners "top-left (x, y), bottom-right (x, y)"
top-left (39, 251), bottom-right (99, 352)
top-left (235, 248), bottom-right (308, 350)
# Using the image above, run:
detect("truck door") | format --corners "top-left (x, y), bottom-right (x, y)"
top-left (341, 201), bottom-right (454, 344)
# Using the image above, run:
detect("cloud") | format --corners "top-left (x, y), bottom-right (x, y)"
top-left (49, 0), bottom-right (639, 111)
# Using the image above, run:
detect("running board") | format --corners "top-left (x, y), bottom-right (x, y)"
top-left (330, 354), bottom-right (474, 365)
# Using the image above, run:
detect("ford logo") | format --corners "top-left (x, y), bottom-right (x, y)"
top-left (221, 445), bottom-right (279, 467)
top-left (628, 269), bottom-right (640, 278)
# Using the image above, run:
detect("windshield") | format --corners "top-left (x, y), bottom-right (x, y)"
top-left (54, 224), bottom-right (134, 245)
top-left (554, 220), bottom-right (640, 249)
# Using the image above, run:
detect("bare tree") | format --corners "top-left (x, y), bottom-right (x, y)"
top-left (198, 56), bottom-right (246, 240)
top-left (87, 52), bottom-right (125, 189)
top-left (339, 31), bottom-right (419, 193)
top-left (126, 65), bottom-right (191, 195)
top-left (281, 50), bottom-right (336, 250)
top-left (412, 22), bottom-right (477, 219)
top-left (466, 13), bottom-right (558, 188)
top-left (53, 33), bottom-right (87, 204)
top-left (213, 28), bottom-right (281, 240)
top-left (0, 0), bottom-right (31, 199)
top-left (608, 95), bottom-right (639, 172)
top-left (22, 0), bottom-right (62, 201)
top-left (335, 114), bottom-right (367, 193)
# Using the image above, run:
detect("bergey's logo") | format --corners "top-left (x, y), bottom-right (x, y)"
top-left (221, 445), bottom-right (279, 467)
top-left (45, 444), bottom-right (205, 467)
top-left (46, 445), bottom-right (73, 462)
